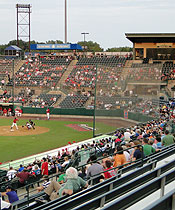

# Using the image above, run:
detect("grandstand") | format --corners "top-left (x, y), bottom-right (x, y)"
top-left (1, 33), bottom-right (175, 210)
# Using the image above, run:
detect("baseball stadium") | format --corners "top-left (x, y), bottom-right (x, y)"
top-left (0, 1), bottom-right (175, 210)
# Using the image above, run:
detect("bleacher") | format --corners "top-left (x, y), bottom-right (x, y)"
top-left (28, 94), bottom-right (61, 107)
top-left (8, 58), bottom-right (69, 87)
top-left (161, 61), bottom-right (175, 81)
top-left (13, 143), bottom-right (175, 210)
top-left (59, 95), bottom-right (88, 108)
top-left (76, 57), bottom-right (127, 67)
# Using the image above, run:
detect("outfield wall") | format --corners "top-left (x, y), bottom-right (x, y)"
top-left (22, 107), bottom-right (155, 123)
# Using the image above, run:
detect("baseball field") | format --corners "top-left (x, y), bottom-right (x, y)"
top-left (0, 117), bottom-right (136, 163)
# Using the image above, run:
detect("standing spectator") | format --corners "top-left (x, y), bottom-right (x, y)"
top-left (16, 167), bottom-right (34, 187)
top-left (162, 130), bottom-right (175, 147)
top-left (46, 108), bottom-right (50, 120)
top-left (41, 158), bottom-right (49, 175)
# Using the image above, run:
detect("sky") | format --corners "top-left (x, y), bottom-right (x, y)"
top-left (1, 0), bottom-right (175, 50)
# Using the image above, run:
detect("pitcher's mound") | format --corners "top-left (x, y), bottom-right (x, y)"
top-left (0, 126), bottom-right (50, 136)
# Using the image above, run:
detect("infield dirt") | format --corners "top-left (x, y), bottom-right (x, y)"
top-left (0, 126), bottom-right (50, 136)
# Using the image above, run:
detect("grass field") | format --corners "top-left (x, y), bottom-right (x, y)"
top-left (0, 118), bottom-right (116, 163)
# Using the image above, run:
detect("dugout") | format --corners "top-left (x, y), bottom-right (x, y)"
top-left (125, 33), bottom-right (175, 60)
top-left (0, 103), bottom-right (22, 116)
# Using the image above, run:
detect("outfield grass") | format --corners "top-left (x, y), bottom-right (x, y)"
top-left (0, 118), bottom-right (115, 163)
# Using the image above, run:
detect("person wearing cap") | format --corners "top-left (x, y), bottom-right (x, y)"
top-left (124, 129), bottom-right (131, 142)
top-left (1, 186), bottom-right (19, 204)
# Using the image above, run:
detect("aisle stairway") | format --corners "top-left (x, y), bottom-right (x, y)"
top-left (57, 59), bottom-right (78, 86)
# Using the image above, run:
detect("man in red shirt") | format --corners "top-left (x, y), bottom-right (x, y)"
top-left (46, 108), bottom-right (50, 120)
top-left (3, 108), bottom-right (7, 116)
top-left (16, 167), bottom-right (34, 187)
top-left (11, 118), bottom-right (19, 131)
top-left (41, 158), bottom-right (49, 175)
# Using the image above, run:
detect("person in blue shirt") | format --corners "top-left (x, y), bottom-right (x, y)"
top-left (1, 185), bottom-right (19, 204)
top-left (18, 164), bottom-right (24, 172)
top-left (156, 136), bottom-right (162, 149)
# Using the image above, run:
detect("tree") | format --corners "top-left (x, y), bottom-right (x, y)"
top-left (77, 41), bottom-right (103, 52)
top-left (106, 47), bottom-right (132, 52)
top-left (46, 40), bottom-right (63, 44)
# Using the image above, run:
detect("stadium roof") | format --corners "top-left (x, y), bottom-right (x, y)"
top-left (5, 45), bottom-right (22, 51)
top-left (125, 33), bottom-right (175, 43)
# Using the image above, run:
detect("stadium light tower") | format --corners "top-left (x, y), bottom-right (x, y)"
top-left (65, 0), bottom-right (67, 43)
top-left (81, 32), bottom-right (89, 54)
top-left (16, 4), bottom-right (32, 51)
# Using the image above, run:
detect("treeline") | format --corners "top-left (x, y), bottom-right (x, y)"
top-left (0, 39), bottom-right (132, 54)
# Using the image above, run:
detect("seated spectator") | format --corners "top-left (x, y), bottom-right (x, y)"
top-left (6, 167), bottom-right (17, 180)
top-left (56, 159), bottom-right (62, 173)
top-left (37, 175), bottom-right (51, 192)
top-left (1, 185), bottom-right (19, 204)
top-left (142, 138), bottom-right (156, 156)
top-left (59, 167), bottom-right (88, 197)
top-left (122, 146), bottom-right (131, 162)
top-left (132, 141), bottom-right (144, 161)
top-left (87, 155), bottom-right (104, 185)
top-left (33, 165), bottom-right (41, 176)
top-left (113, 146), bottom-right (126, 169)
top-left (162, 130), bottom-right (175, 147)
top-left (61, 156), bottom-right (70, 168)
top-left (103, 160), bottom-right (117, 179)
top-left (57, 173), bottom-right (66, 184)
top-left (18, 164), bottom-right (24, 172)
top-left (41, 167), bottom-right (87, 201)
top-left (124, 129), bottom-right (131, 142)
top-left (156, 136), bottom-right (162, 149)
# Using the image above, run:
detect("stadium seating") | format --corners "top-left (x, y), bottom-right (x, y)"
top-left (19, 148), bottom-right (175, 210)
top-left (28, 94), bottom-right (61, 107)
top-left (59, 95), bottom-right (88, 108)
top-left (8, 58), bottom-right (69, 87)
top-left (101, 166), bottom-right (175, 210)
top-left (143, 188), bottom-right (175, 210)
top-left (76, 57), bottom-right (127, 67)
top-left (13, 144), bottom-right (175, 210)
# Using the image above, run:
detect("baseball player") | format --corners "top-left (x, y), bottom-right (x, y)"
top-left (11, 118), bottom-right (19, 131)
top-left (46, 108), bottom-right (50, 120)
top-left (26, 122), bottom-right (32, 130)
top-left (29, 119), bottom-right (35, 129)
